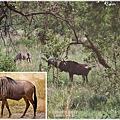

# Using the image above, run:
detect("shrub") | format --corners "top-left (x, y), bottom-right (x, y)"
top-left (70, 89), bottom-right (90, 111)
top-left (89, 94), bottom-right (107, 110)
top-left (0, 56), bottom-right (17, 72)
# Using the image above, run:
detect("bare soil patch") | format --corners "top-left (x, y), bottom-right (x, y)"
top-left (2, 112), bottom-right (45, 119)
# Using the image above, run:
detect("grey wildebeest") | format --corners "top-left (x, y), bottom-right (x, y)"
top-left (14, 52), bottom-right (31, 63)
top-left (0, 76), bottom-right (37, 118)
top-left (48, 58), bottom-right (58, 68)
top-left (48, 58), bottom-right (91, 84)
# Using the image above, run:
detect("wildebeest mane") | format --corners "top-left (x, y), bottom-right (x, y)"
top-left (5, 76), bottom-right (16, 84)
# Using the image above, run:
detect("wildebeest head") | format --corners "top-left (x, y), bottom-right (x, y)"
top-left (48, 58), bottom-right (58, 68)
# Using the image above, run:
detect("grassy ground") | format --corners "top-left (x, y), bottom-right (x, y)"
top-left (1, 34), bottom-right (120, 119)
top-left (47, 83), bottom-right (120, 119)
top-left (47, 44), bottom-right (120, 119)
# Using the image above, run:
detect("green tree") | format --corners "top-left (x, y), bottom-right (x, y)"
top-left (0, 1), bottom-right (119, 70)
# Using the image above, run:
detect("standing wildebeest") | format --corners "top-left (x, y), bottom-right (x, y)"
top-left (59, 60), bottom-right (91, 84)
top-left (14, 52), bottom-right (31, 63)
top-left (0, 76), bottom-right (37, 118)
top-left (48, 58), bottom-right (91, 84)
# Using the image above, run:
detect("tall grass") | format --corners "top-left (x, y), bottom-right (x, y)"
top-left (47, 44), bottom-right (120, 119)
top-left (1, 33), bottom-right (120, 119)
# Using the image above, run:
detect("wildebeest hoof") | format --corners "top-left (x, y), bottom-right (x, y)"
top-left (20, 115), bottom-right (24, 118)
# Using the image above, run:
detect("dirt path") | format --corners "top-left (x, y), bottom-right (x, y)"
top-left (2, 112), bottom-right (45, 119)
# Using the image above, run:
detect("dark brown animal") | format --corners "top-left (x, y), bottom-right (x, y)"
top-left (14, 52), bottom-right (31, 63)
top-left (48, 58), bottom-right (91, 84)
top-left (59, 60), bottom-right (91, 84)
top-left (0, 76), bottom-right (37, 118)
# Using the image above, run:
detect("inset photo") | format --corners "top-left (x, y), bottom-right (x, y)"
top-left (0, 72), bottom-right (46, 119)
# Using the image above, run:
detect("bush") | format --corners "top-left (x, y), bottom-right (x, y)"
top-left (70, 86), bottom-right (92, 111)
top-left (89, 94), bottom-right (107, 110)
top-left (0, 56), bottom-right (17, 72)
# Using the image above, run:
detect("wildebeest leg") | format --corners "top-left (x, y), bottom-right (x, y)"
top-left (27, 58), bottom-right (31, 63)
top-left (29, 98), bottom-right (36, 118)
top-left (57, 67), bottom-right (59, 86)
top-left (27, 52), bottom-right (31, 62)
top-left (82, 76), bottom-right (85, 85)
top-left (5, 100), bottom-right (12, 118)
top-left (69, 73), bottom-right (73, 82)
top-left (20, 59), bottom-right (22, 63)
top-left (21, 97), bottom-right (30, 118)
top-left (29, 58), bottom-right (31, 62)
top-left (52, 65), bottom-right (55, 84)
top-left (85, 75), bottom-right (88, 84)
top-left (1, 98), bottom-right (5, 118)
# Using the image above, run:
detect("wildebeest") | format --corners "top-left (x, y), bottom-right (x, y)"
top-left (0, 76), bottom-right (37, 118)
top-left (59, 60), bottom-right (91, 84)
top-left (14, 52), bottom-right (31, 63)
top-left (48, 58), bottom-right (92, 84)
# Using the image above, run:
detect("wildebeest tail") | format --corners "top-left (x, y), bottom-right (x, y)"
top-left (34, 86), bottom-right (37, 115)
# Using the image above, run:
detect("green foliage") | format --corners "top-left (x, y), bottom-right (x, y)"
top-left (42, 29), bottom-right (69, 59)
top-left (47, 56), bottom-right (120, 118)
top-left (70, 90), bottom-right (90, 110)
top-left (73, 109), bottom-right (120, 119)
top-left (0, 56), bottom-right (17, 72)
top-left (89, 94), bottom-right (107, 110)
top-left (1, 1), bottom-right (120, 118)
top-left (15, 38), bottom-right (35, 48)
top-left (106, 97), bottom-right (120, 110)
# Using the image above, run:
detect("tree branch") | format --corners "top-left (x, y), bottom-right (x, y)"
top-left (4, 2), bottom-right (25, 16)
top-left (4, 1), bottom-right (111, 68)
top-left (85, 35), bottom-right (111, 68)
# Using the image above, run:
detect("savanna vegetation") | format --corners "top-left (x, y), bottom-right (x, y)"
top-left (0, 1), bottom-right (120, 119)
